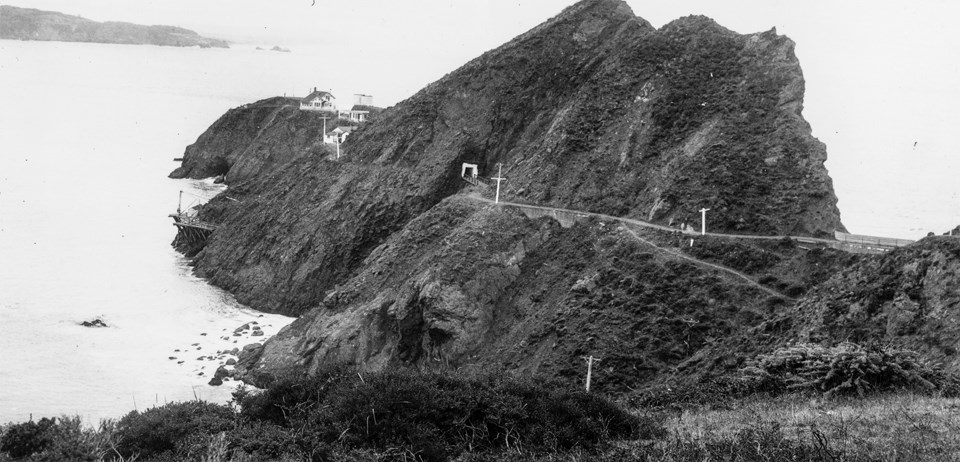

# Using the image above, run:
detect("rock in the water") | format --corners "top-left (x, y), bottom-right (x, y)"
top-left (81, 319), bottom-right (108, 328)
top-left (225, 358), bottom-right (237, 366)
top-left (214, 366), bottom-right (231, 380)
top-left (251, 330), bottom-right (264, 337)
top-left (236, 343), bottom-right (264, 371)
top-left (234, 323), bottom-right (251, 333)
top-left (208, 377), bottom-right (223, 386)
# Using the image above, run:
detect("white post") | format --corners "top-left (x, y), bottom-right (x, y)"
top-left (699, 208), bottom-right (709, 235)
top-left (177, 190), bottom-right (183, 214)
top-left (336, 135), bottom-right (340, 160)
top-left (583, 355), bottom-right (601, 392)
top-left (492, 163), bottom-right (506, 204)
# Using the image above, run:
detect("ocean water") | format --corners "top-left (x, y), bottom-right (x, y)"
top-left (0, 40), bottom-right (331, 424)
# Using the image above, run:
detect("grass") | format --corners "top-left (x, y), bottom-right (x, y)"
top-left (651, 393), bottom-right (960, 461)
top-left (5, 395), bottom-right (960, 461)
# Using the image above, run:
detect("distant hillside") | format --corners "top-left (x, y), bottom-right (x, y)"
top-left (0, 5), bottom-right (228, 48)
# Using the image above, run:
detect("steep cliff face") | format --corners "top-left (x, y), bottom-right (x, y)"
top-left (184, 0), bottom-right (844, 318)
top-left (169, 97), bottom-right (336, 184)
top-left (178, 0), bottom-right (854, 388)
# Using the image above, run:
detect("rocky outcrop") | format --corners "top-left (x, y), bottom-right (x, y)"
top-left (0, 5), bottom-right (228, 48)
top-left (773, 237), bottom-right (960, 371)
top-left (169, 97), bottom-right (341, 183)
top-left (174, 0), bottom-right (854, 390)
top-left (236, 196), bottom-right (786, 392)
top-left (184, 0), bottom-right (844, 318)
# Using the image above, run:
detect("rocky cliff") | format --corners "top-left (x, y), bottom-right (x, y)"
top-left (0, 5), bottom-right (229, 48)
top-left (775, 237), bottom-right (960, 372)
top-left (173, 0), bottom-right (855, 390)
top-left (169, 97), bottom-right (339, 184)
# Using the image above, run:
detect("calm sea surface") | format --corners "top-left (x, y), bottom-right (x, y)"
top-left (0, 40), bottom-right (334, 424)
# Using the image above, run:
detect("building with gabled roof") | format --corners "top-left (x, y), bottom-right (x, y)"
top-left (301, 87), bottom-right (337, 112)
top-left (324, 125), bottom-right (355, 144)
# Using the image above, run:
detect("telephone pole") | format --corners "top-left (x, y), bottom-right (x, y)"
top-left (492, 163), bottom-right (506, 204)
top-left (699, 208), bottom-right (710, 235)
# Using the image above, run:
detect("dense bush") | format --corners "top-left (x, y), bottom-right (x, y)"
top-left (0, 417), bottom-right (54, 459)
top-left (743, 342), bottom-right (960, 397)
top-left (2, 369), bottom-right (656, 461)
top-left (239, 367), bottom-right (660, 461)
top-left (114, 401), bottom-right (235, 459)
top-left (0, 416), bottom-right (118, 461)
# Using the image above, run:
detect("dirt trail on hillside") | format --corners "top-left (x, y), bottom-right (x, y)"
top-left (467, 193), bottom-right (793, 300)
top-left (622, 226), bottom-right (793, 301)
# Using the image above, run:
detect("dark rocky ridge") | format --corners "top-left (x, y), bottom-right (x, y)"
top-left (0, 5), bottom-right (229, 48)
top-left (174, 0), bottom-right (844, 318)
top-left (778, 236), bottom-right (960, 371)
top-left (171, 0), bottom-right (862, 390)
top-left (169, 97), bottom-right (340, 184)
top-left (236, 196), bottom-right (795, 390)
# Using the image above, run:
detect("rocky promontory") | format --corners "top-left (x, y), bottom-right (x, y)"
top-left (0, 5), bottom-right (229, 48)
top-left (169, 97), bottom-right (342, 184)
top-left (171, 0), bottom-right (860, 392)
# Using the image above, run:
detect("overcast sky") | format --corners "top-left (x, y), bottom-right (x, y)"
top-left (6, 0), bottom-right (960, 237)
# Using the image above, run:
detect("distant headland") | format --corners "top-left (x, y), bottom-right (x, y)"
top-left (0, 5), bottom-right (229, 48)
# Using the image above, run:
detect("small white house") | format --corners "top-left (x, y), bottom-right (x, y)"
top-left (324, 126), bottom-right (355, 144)
top-left (301, 88), bottom-right (337, 112)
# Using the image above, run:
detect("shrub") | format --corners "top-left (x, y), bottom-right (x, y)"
top-left (225, 420), bottom-right (307, 461)
top-left (0, 417), bottom-right (54, 459)
top-left (114, 401), bottom-right (235, 459)
top-left (239, 367), bottom-right (659, 461)
top-left (743, 342), bottom-right (960, 397)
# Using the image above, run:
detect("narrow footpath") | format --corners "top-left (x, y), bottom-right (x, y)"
top-left (621, 226), bottom-right (794, 301)
top-left (466, 193), bottom-right (796, 300)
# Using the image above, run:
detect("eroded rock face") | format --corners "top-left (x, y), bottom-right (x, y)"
top-left (236, 196), bottom-right (786, 392)
top-left (169, 97), bottom-right (337, 183)
top-left (182, 0), bottom-right (844, 319)
top-left (178, 0), bottom-right (853, 389)
top-left (782, 237), bottom-right (960, 371)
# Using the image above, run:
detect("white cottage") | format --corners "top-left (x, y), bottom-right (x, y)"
top-left (300, 88), bottom-right (337, 112)
top-left (324, 126), bottom-right (355, 144)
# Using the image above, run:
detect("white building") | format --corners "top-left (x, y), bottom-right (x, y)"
top-left (300, 88), bottom-right (337, 112)
top-left (324, 126), bottom-right (355, 144)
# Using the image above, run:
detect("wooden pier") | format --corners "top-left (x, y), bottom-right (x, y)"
top-left (170, 213), bottom-right (217, 249)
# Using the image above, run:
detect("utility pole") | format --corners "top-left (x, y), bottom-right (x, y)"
top-left (699, 208), bottom-right (710, 235)
top-left (177, 190), bottom-right (183, 214)
top-left (336, 133), bottom-right (341, 160)
top-left (583, 355), bottom-right (601, 392)
top-left (492, 163), bottom-right (506, 204)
